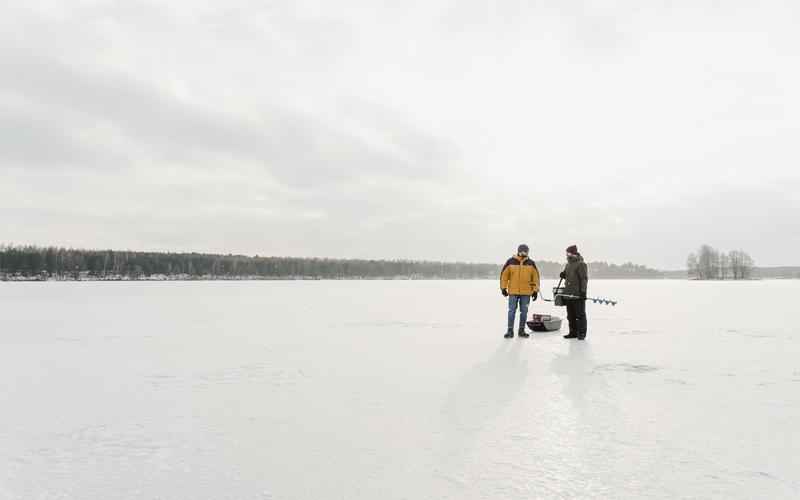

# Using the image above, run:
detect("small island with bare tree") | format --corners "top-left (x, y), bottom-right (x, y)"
top-left (686, 245), bottom-right (755, 280)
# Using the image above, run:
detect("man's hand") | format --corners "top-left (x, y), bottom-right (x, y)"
top-left (532, 292), bottom-right (538, 301)
top-left (501, 288), bottom-right (509, 297)
top-left (559, 271), bottom-right (566, 279)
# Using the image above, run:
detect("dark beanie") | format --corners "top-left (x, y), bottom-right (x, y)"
top-left (566, 245), bottom-right (578, 254)
top-left (518, 244), bottom-right (529, 254)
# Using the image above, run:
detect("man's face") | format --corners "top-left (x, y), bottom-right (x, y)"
top-left (519, 250), bottom-right (528, 258)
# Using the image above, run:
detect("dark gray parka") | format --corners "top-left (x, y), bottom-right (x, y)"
top-left (563, 254), bottom-right (588, 297)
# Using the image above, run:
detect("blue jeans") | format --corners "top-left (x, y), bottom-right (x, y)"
top-left (507, 295), bottom-right (531, 331)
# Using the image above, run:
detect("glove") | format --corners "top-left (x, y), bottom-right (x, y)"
top-left (559, 271), bottom-right (566, 279)
top-left (501, 288), bottom-right (509, 297)
top-left (532, 292), bottom-right (538, 301)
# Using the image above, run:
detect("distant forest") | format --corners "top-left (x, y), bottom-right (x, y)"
top-left (0, 245), bottom-right (663, 281)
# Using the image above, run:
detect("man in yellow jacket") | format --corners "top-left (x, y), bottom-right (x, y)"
top-left (500, 244), bottom-right (540, 338)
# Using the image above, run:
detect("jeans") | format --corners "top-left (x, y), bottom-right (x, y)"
top-left (507, 295), bottom-right (531, 331)
top-left (566, 299), bottom-right (587, 337)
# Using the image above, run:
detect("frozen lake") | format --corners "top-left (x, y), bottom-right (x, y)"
top-left (1, 280), bottom-right (799, 499)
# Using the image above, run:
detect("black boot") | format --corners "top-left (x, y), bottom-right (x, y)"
top-left (504, 329), bottom-right (514, 339)
top-left (563, 332), bottom-right (578, 339)
top-left (518, 327), bottom-right (530, 338)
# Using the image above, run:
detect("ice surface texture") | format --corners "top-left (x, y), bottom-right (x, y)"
top-left (0, 280), bottom-right (798, 499)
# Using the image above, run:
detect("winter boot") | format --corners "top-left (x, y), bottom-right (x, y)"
top-left (504, 329), bottom-right (514, 339)
top-left (518, 326), bottom-right (530, 338)
top-left (563, 332), bottom-right (578, 339)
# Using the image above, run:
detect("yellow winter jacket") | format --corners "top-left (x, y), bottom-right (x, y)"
top-left (500, 255), bottom-right (540, 296)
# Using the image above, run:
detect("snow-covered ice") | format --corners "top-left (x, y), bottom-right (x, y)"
top-left (1, 280), bottom-right (799, 499)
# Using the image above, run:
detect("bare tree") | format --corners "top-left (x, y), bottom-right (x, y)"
top-left (719, 252), bottom-right (730, 280)
top-left (729, 250), bottom-right (742, 279)
top-left (741, 251), bottom-right (754, 279)
top-left (697, 244), bottom-right (716, 280)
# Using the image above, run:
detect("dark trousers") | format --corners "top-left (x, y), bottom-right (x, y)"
top-left (566, 299), bottom-right (587, 337)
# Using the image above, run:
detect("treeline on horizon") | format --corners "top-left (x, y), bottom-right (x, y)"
top-left (0, 244), bottom-right (663, 280)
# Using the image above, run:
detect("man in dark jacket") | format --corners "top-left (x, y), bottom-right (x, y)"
top-left (560, 245), bottom-right (588, 340)
top-left (500, 244), bottom-right (540, 338)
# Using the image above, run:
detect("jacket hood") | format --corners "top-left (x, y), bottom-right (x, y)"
top-left (567, 253), bottom-right (584, 263)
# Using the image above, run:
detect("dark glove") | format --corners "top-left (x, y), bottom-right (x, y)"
top-left (501, 288), bottom-right (509, 297)
top-left (532, 292), bottom-right (538, 301)
top-left (559, 271), bottom-right (566, 279)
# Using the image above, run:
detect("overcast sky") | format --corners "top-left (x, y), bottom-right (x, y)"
top-left (2, 1), bottom-right (799, 269)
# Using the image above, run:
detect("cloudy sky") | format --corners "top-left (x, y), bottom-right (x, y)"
top-left (2, 1), bottom-right (799, 269)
